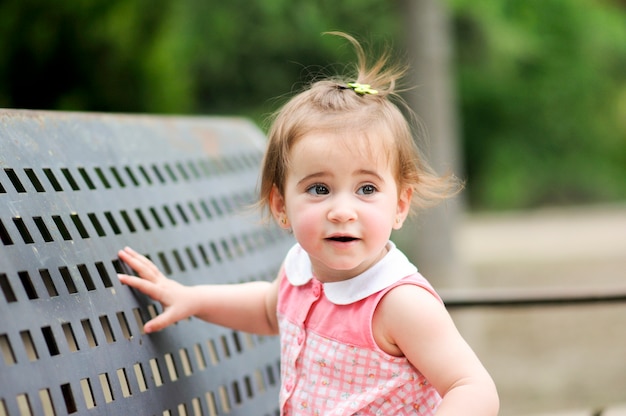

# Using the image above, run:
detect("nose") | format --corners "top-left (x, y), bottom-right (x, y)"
top-left (327, 194), bottom-right (357, 223)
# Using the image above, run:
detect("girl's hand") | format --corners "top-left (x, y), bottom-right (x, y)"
top-left (117, 246), bottom-right (194, 333)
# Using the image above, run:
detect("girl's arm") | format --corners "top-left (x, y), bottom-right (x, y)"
top-left (374, 285), bottom-right (499, 415)
top-left (117, 246), bottom-right (280, 335)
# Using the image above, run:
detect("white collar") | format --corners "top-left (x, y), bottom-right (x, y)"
top-left (283, 242), bottom-right (417, 305)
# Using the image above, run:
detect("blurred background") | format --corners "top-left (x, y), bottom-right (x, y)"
top-left (1, 0), bottom-right (625, 414)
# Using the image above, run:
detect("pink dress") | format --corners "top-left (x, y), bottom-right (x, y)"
top-left (277, 242), bottom-right (443, 415)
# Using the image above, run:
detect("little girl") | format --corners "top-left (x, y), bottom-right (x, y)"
top-left (118, 33), bottom-right (499, 415)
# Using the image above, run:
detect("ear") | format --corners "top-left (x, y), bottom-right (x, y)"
top-left (269, 185), bottom-right (290, 229)
top-left (393, 186), bottom-right (413, 230)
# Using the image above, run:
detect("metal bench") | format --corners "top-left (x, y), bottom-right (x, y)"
top-left (0, 109), bottom-right (294, 415)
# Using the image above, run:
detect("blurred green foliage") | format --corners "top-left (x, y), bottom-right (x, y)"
top-left (449, 0), bottom-right (626, 209)
top-left (0, 0), bottom-right (624, 211)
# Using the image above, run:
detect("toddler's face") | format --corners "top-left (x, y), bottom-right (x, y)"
top-left (273, 132), bottom-right (411, 282)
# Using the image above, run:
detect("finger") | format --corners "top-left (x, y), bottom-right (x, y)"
top-left (117, 273), bottom-right (163, 301)
top-left (143, 307), bottom-right (179, 333)
top-left (118, 247), bottom-right (163, 282)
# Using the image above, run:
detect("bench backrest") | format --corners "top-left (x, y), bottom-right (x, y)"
top-left (0, 109), bottom-right (293, 415)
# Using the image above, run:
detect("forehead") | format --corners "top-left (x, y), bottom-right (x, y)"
top-left (289, 130), bottom-right (395, 171)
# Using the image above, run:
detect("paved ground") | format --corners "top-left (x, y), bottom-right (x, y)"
top-left (450, 204), bottom-right (626, 416)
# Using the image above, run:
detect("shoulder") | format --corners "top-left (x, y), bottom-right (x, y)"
top-left (373, 281), bottom-right (449, 356)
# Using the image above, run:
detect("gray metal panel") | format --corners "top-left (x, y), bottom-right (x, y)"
top-left (0, 109), bottom-right (292, 415)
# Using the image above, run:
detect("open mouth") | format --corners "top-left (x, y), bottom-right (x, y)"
top-left (327, 236), bottom-right (358, 242)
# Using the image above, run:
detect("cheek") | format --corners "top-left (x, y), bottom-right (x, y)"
top-left (288, 203), bottom-right (320, 237)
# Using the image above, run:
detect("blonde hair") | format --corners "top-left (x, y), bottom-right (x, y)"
top-left (258, 32), bottom-right (460, 219)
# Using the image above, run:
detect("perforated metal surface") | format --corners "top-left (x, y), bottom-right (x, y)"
top-left (0, 109), bottom-right (292, 415)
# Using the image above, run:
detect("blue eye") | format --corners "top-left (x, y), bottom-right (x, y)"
top-left (306, 184), bottom-right (329, 195)
top-left (358, 184), bottom-right (377, 195)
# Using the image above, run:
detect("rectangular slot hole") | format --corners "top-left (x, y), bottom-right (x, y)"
top-left (149, 207), bottom-right (164, 229)
top-left (24, 168), bottom-right (45, 192)
top-left (124, 166), bottom-right (139, 186)
top-left (187, 160), bottom-right (201, 179)
top-left (77, 264), bottom-right (96, 291)
top-left (132, 308), bottom-right (146, 335)
top-left (172, 250), bottom-right (185, 272)
top-left (135, 209), bottom-right (150, 230)
top-left (70, 213), bottom-right (90, 239)
top-left (177, 403), bottom-right (188, 416)
top-left (119, 210), bottom-right (136, 233)
top-left (16, 393), bottom-right (32, 416)
top-left (147, 304), bottom-right (159, 321)
top-left (18, 271), bottom-right (38, 299)
top-left (13, 217), bottom-right (34, 244)
top-left (20, 330), bottom-right (39, 361)
top-left (199, 200), bottom-right (213, 219)
top-left (41, 326), bottom-right (60, 356)
top-left (210, 198), bottom-right (223, 216)
top-left (205, 392), bottom-right (218, 416)
top-left (33, 217), bottom-right (54, 242)
top-left (176, 162), bottom-right (190, 180)
top-left (5, 168), bottom-right (26, 192)
top-left (164, 164), bottom-right (177, 182)
top-left (149, 358), bottom-right (163, 387)
top-left (87, 213), bottom-right (106, 237)
top-left (232, 331), bottom-right (243, 354)
top-left (193, 343), bottom-right (206, 371)
top-left (206, 339), bottom-right (219, 365)
top-left (52, 216), bottom-right (72, 241)
top-left (179, 348), bottom-right (193, 377)
top-left (185, 247), bottom-right (198, 269)
top-left (62, 322), bottom-right (79, 352)
top-left (81, 319), bottom-right (98, 348)
top-left (244, 375), bottom-right (253, 399)
top-left (152, 165), bottom-right (166, 183)
top-left (103, 212), bottom-right (121, 235)
top-left (254, 369), bottom-right (266, 393)
top-left (0, 273), bottom-right (17, 302)
top-left (77, 167), bottom-right (96, 190)
top-left (162, 206), bottom-right (177, 226)
top-left (138, 165), bottom-right (152, 185)
top-left (157, 252), bottom-right (172, 275)
top-left (80, 378), bottom-right (96, 409)
top-left (116, 311), bottom-right (132, 340)
top-left (94, 167), bottom-right (111, 189)
top-left (43, 168), bottom-right (63, 191)
top-left (232, 381), bottom-right (242, 405)
top-left (175, 204), bottom-right (189, 224)
top-left (116, 368), bottom-right (132, 398)
top-left (109, 167), bottom-right (125, 187)
top-left (0, 180), bottom-right (5, 193)
top-left (218, 386), bottom-right (231, 414)
top-left (95, 262), bottom-right (113, 288)
top-left (99, 373), bottom-right (114, 403)
top-left (191, 398), bottom-right (202, 416)
top-left (187, 202), bottom-right (201, 222)
top-left (38, 388), bottom-right (56, 416)
top-left (210, 242), bottom-right (222, 262)
top-left (39, 269), bottom-right (59, 297)
top-left (61, 168), bottom-right (80, 191)
top-left (220, 335), bottom-right (231, 358)
top-left (59, 267), bottom-right (78, 294)
top-left (0, 334), bottom-right (16, 365)
top-left (266, 365), bottom-right (277, 386)
top-left (164, 353), bottom-right (178, 382)
top-left (197, 245), bottom-right (210, 266)
top-left (0, 219), bottom-right (14, 245)
top-left (61, 383), bottom-right (77, 414)
top-left (133, 363), bottom-right (148, 392)
top-left (99, 315), bottom-right (116, 343)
